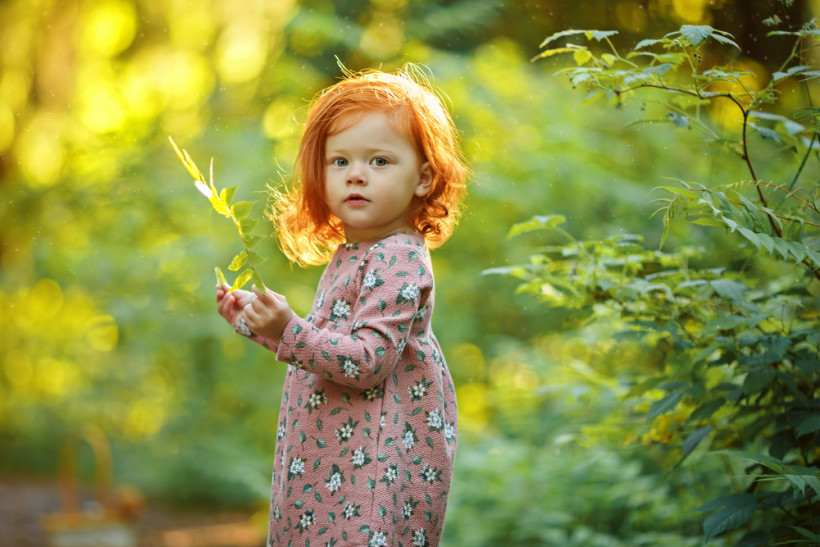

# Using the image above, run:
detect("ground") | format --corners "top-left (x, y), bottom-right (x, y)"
top-left (0, 475), bottom-right (264, 547)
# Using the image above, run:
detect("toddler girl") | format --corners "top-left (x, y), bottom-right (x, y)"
top-left (216, 66), bottom-right (467, 547)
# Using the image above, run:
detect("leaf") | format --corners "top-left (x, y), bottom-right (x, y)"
top-left (667, 112), bottom-right (688, 127)
top-left (657, 185), bottom-right (700, 199)
top-left (647, 389), bottom-right (684, 421)
top-left (231, 201), bottom-right (255, 220)
top-left (708, 32), bottom-right (741, 49)
top-left (796, 414), bottom-right (820, 437)
top-left (221, 186), bottom-right (238, 205)
top-left (792, 526), bottom-right (820, 543)
top-left (683, 426), bottom-right (713, 455)
top-left (750, 123), bottom-right (782, 144)
top-left (229, 252), bottom-right (248, 272)
top-left (635, 38), bottom-right (662, 50)
top-left (231, 268), bottom-right (253, 291)
top-left (644, 63), bottom-right (673, 76)
top-left (252, 270), bottom-right (266, 291)
top-left (737, 227), bottom-right (762, 251)
top-left (247, 250), bottom-right (267, 267)
top-left (533, 47), bottom-right (577, 60)
top-left (573, 47), bottom-right (592, 66)
top-left (215, 267), bottom-right (227, 285)
top-left (586, 30), bottom-right (619, 41)
top-left (507, 215), bottom-right (566, 239)
top-left (239, 218), bottom-right (259, 234)
top-left (710, 279), bottom-right (747, 300)
top-left (679, 25), bottom-right (713, 47)
top-left (539, 29), bottom-right (618, 47)
top-left (689, 398), bottom-right (726, 422)
top-left (697, 494), bottom-right (760, 541)
top-left (742, 368), bottom-right (776, 396)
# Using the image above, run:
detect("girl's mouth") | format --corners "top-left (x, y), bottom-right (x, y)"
top-left (345, 194), bottom-right (369, 204)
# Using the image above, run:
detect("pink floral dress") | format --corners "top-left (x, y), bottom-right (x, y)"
top-left (263, 232), bottom-right (457, 547)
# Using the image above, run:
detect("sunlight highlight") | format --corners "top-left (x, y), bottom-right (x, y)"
top-left (80, 0), bottom-right (137, 57)
top-left (217, 22), bottom-right (268, 83)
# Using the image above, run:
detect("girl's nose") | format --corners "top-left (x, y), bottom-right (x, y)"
top-left (346, 162), bottom-right (366, 185)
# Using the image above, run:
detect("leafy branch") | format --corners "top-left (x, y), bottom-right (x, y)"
top-left (534, 23), bottom-right (820, 279)
top-left (168, 137), bottom-right (267, 292)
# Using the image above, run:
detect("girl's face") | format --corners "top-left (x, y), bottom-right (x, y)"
top-left (324, 110), bottom-right (432, 243)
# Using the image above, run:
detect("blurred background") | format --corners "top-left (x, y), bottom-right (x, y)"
top-left (1, 0), bottom-right (817, 545)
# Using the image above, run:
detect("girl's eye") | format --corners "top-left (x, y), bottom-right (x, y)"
top-left (371, 157), bottom-right (388, 167)
top-left (332, 158), bottom-right (348, 167)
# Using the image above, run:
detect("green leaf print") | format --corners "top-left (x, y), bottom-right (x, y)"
top-left (303, 485), bottom-right (312, 493)
top-left (317, 438), bottom-right (326, 448)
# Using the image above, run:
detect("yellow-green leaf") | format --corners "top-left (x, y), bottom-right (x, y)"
top-left (231, 269), bottom-right (253, 292)
top-left (573, 48), bottom-right (592, 66)
top-left (229, 252), bottom-right (248, 272)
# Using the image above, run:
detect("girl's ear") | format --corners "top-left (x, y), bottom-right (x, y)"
top-left (414, 162), bottom-right (433, 197)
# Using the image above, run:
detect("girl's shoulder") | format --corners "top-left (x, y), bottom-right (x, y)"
top-left (336, 232), bottom-right (427, 259)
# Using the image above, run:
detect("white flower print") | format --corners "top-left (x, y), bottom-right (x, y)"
top-left (444, 421), bottom-right (456, 443)
top-left (369, 531), bottom-right (388, 547)
top-left (426, 408), bottom-right (444, 431)
top-left (403, 429), bottom-right (416, 450)
top-left (296, 509), bottom-right (316, 532)
top-left (325, 471), bottom-right (342, 493)
top-left (413, 528), bottom-right (429, 547)
top-left (408, 377), bottom-right (432, 402)
top-left (400, 283), bottom-right (420, 302)
top-left (363, 269), bottom-right (383, 290)
top-left (413, 306), bottom-right (428, 321)
top-left (402, 421), bottom-right (418, 450)
top-left (342, 358), bottom-right (359, 378)
top-left (288, 457), bottom-right (305, 480)
top-left (420, 463), bottom-right (442, 483)
top-left (342, 502), bottom-right (360, 520)
top-left (308, 390), bottom-right (327, 409)
top-left (330, 299), bottom-right (351, 320)
top-left (276, 421), bottom-right (286, 441)
top-left (272, 505), bottom-right (281, 520)
top-left (351, 446), bottom-right (370, 468)
top-left (402, 497), bottom-right (418, 520)
top-left (381, 464), bottom-right (399, 485)
top-left (334, 417), bottom-right (357, 443)
top-left (362, 386), bottom-right (383, 401)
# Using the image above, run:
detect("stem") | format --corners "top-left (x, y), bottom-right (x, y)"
top-left (788, 131), bottom-right (818, 193)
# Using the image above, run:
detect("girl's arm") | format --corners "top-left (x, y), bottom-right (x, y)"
top-left (276, 243), bottom-right (432, 390)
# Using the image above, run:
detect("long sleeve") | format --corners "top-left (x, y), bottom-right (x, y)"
top-left (275, 239), bottom-right (432, 390)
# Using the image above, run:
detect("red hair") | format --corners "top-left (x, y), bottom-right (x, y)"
top-left (268, 65), bottom-right (468, 266)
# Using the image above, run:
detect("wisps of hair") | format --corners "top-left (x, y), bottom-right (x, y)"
top-left (268, 63), bottom-right (468, 267)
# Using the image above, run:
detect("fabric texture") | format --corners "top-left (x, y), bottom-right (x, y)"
top-left (266, 232), bottom-right (457, 547)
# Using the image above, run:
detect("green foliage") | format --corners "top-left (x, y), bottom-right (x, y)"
top-left (169, 137), bottom-right (268, 292)
top-left (501, 20), bottom-right (820, 544)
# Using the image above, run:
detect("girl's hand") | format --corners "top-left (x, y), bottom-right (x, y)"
top-left (216, 283), bottom-right (254, 327)
top-left (243, 285), bottom-right (294, 342)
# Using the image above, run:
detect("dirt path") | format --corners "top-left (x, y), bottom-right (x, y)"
top-left (0, 476), bottom-right (265, 547)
